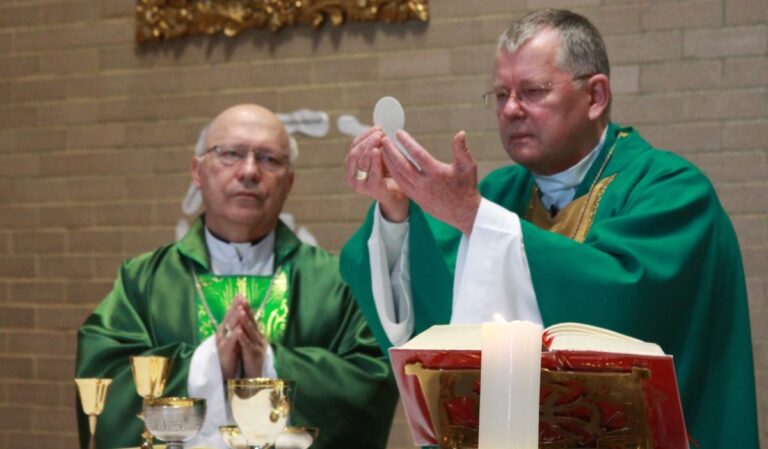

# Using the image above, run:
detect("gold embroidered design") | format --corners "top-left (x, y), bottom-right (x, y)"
top-left (524, 130), bottom-right (628, 242)
top-left (526, 175), bottom-right (616, 243)
top-left (194, 272), bottom-right (290, 344)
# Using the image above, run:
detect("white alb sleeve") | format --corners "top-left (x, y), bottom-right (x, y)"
top-left (367, 203), bottom-right (415, 347)
top-left (451, 198), bottom-right (542, 325)
top-left (261, 344), bottom-right (277, 379)
top-left (185, 336), bottom-right (229, 449)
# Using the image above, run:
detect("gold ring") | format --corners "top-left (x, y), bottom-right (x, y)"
top-left (355, 169), bottom-right (369, 181)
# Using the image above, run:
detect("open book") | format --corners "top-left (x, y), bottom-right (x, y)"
top-left (390, 322), bottom-right (688, 449)
top-left (399, 322), bottom-right (664, 355)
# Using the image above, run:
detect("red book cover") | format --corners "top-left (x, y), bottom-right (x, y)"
top-left (389, 326), bottom-right (688, 448)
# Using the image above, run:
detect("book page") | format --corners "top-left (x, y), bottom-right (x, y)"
top-left (546, 334), bottom-right (664, 355)
top-left (401, 322), bottom-right (664, 355)
top-left (399, 324), bottom-right (482, 350)
top-left (545, 322), bottom-right (664, 355)
top-left (545, 322), bottom-right (645, 342)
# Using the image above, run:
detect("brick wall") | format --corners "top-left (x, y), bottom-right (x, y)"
top-left (0, 0), bottom-right (766, 447)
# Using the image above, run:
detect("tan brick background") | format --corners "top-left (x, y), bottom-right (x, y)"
top-left (0, 0), bottom-right (766, 447)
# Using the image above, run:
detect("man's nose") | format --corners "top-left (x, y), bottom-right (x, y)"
top-left (238, 152), bottom-right (261, 180)
top-left (499, 95), bottom-right (525, 118)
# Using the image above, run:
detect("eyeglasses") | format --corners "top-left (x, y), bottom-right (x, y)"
top-left (203, 145), bottom-right (289, 171)
top-left (482, 74), bottom-right (594, 110)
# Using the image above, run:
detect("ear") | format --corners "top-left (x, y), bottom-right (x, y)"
top-left (191, 156), bottom-right (202, 188)
top-left (586, 74), bottom-right (611, 122)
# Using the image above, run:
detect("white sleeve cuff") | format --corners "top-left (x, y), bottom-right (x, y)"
top-left (262, 343), bottom-right (277, 379)
top-left (379, 215), bottom-right (409, 272)
top-left (367, 203), bottom-right (415, 347)
top-left (186, 336), bottom-right (229, 449)
top-left (451, 198), bottom-right (541, 325)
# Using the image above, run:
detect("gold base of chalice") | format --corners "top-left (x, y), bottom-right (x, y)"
top-left (276, 426), bottom-right (319, 449)
top-left (221, 425), bottom-right (319, 449)
top-left (220, 425), bottom-right (249, 449)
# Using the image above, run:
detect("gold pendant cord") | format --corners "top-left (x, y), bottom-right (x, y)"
top-left (568, 139), bottom-right (617, 240)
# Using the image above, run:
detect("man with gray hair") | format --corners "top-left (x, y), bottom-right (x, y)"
top-left (76, 104), bottom-right (397, 449)
top-left (341, 9), bottom-right (758, 448)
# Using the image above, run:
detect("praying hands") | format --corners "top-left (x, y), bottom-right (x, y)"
top-left (217, 295), bottom-right (268, 379)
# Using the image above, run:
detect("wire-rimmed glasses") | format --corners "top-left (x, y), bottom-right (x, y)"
top-left (482, 74), bottom-right (594, 110)
top-left (203, 145), bottom-right (289, 171)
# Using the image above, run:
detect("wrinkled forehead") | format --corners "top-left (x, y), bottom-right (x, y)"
top-left (494, 30), bottom-right (563, 82)
top-left (498, 25), bottom-right (562, 59)
top-left (206, 111), bottom-right (288, 152)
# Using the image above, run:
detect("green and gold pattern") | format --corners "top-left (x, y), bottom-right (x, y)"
top-left (194, 270), bottom-right (290, 344)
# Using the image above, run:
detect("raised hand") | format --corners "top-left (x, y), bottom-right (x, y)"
top-left (381, 130), bottom-right (482, 234)
top-left (344, 127), bottom-right (410, 222)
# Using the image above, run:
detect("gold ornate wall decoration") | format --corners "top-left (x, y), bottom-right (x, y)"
top-left (136, 0), bottom-right (430, 43)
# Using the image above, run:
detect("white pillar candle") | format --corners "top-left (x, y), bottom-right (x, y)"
top-left (479, 319), bottom-right (543, 449)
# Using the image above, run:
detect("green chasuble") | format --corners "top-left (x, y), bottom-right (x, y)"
top-left (340, 123), bottom-right (759, 448)
top-left (76, 218), bottom-right (398, 449)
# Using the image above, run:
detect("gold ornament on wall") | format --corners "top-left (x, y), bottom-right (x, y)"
top-left (135, 0), bottom-right (430, 43)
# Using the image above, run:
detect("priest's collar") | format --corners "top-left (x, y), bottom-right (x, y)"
top-left (204, 227), bottom-right (275, 276)
top-left (533, 128), bottom-right (607, 212)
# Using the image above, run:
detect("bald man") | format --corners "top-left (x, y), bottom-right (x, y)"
top-left (76, 105), bottom-right (397, 449)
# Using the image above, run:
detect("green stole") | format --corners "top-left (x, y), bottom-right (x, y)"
top-left (194, 267), bottom-right (291, 343)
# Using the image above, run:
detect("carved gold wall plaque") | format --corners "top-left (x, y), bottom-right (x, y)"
top-left (136, 0), bottom-right (430, 43)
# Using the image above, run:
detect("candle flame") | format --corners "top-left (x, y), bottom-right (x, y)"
top-left (492, 313), bottom-right (507, 323)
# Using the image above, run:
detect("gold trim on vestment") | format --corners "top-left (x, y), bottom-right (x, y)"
top-left (525, 174), bottom-right (617, 243)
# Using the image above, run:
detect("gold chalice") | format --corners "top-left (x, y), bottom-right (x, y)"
top-left (228, 378), bottom-right (292, 449)
top-left (222, 414), bottom-right (316, 449)
top-left (130, 355), bottom-right (171, 449)
top-left (276, 426), bottom-right (319, 449)
top-left (220, 425), bottom-right (249, 449)
top-left (75, 378), bottom-right (112, 449)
